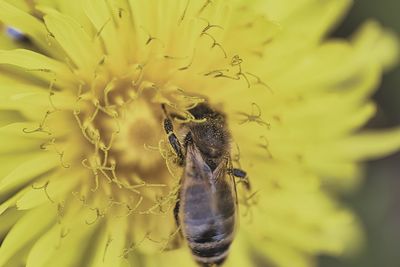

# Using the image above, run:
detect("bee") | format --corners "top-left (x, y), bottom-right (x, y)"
top-left (162, 103), bottom-right (248, 266)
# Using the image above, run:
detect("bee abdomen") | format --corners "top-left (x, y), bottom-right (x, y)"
top-left (184, 214), bottom-right (235, 266)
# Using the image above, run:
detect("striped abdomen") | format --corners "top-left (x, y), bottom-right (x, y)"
top-left (179, 177), bottom-right (237, 266)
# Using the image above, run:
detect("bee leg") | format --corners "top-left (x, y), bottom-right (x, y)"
top-left (231, 168), bottom-right (246, 178)
top-left (165, 120), bottom-right (184, 161)
top-left (173, 198), bottom-right (180, 227)
top-left (173, 191), bottom-right (183, 238)
top-left (229, 168), bottom-right (251, 190)
top-left (163, 115), bottom-right (185, 166)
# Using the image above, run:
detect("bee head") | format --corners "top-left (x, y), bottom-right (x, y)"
top-left (188, 103), bottom-right (216, 120)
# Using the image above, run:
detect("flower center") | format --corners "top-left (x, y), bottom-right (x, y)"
top-left (67, 60), bottom-right (191, 225)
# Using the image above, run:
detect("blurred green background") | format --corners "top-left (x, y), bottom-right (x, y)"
top-left (320, 1), bottom-right (400, 267)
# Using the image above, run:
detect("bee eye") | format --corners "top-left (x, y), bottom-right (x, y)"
top-left (6, 27), bottom-right (30, 43)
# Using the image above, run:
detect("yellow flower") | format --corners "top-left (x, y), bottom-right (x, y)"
top-left (0, 0), bottom-right (399, 267)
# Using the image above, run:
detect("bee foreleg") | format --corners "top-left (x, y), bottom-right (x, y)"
top-left (163, 116), bottom-right (185, 165)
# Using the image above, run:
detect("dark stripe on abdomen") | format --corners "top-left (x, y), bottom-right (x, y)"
top-left (190, 239), bottom-right (231, 258)
top-left (185, 213), bottom-right (235, 243)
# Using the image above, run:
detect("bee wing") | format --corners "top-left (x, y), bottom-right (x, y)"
top-left (210, 157), bottom-right (228, 182)
top-left (184, 145), bottom-right (236, 206)
top-left (211, 158), bottom-right (238, 206)
top-left (184, 142), bottom-right (213, 181)
top-left (210, 158), bottom-right (240, 238)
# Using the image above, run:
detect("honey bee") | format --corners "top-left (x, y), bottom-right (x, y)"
top-left (162, 103), bottom-right (248, 266)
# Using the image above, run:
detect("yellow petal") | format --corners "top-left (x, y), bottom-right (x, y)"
top-left (40, 215), bottom-right (100, 267)
top-left (261, 0), bottom-right (352, 76)
top-left (84, 222), bottom-right (113, 267)
top-left (26, 224), bottom-right (63, 267)
top-left (0, 205), bottom-right (56, 267)
top-left (43, 9), bottom-right (102, 77)
top-left (0, 152), bottom-right (44, 192)
top-left (330, 128), bottom-right (400, 161)
top-left (0, 188), bottom-right (26, 215)
top-left (256, 240), bottom-right (314, 267)
top-left (246, 191), bottom-right (361, 265)
top-left (0, 179), bottom-right (31, 214)
top-left (16, 170), bottom-right (82, 210)
top-left (83, 0), bottom-right (124, 68)
top-left (0, 208), bottom-right (23, 238)
top-left (145, 249), bottom-right (196, 267)
top-left (87, 219), bottom-right (128, 267)
top-left (0, 133), bottom-right (41, 155)
top-left (247, 161), bottom-right (320, 192)
top-left (276, 0), bottom-right (351, 41)
top-left (25, 203), bottom-right (88, 267)
top-left (352, 20), bottom-right (400, 71)
top-left (0, 151), bottom-right (59, 194)
top-left (266, 41), bottom-right (380, 96)
top-left (258, 0), bottom-right (315, 21)
top-left (0, 110), bottom-right (25, 128)
top-left (3, 0), bottom-right (31, 12)
top-left (0, 49), bottom-right (75, 85)
top-left (0, 1), bottom-right (63, 58)
top-left (0, 122), bottom-right (54, 139)
top-left (0, 74), bottom-right (76, 113)
top-left (52, 0), bottom-right (95, 37)
top-left (226, 231), bottom-right (254, 267)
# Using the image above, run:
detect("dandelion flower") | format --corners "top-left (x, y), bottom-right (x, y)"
top-left (0, 1), bottom-right (399, 267)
